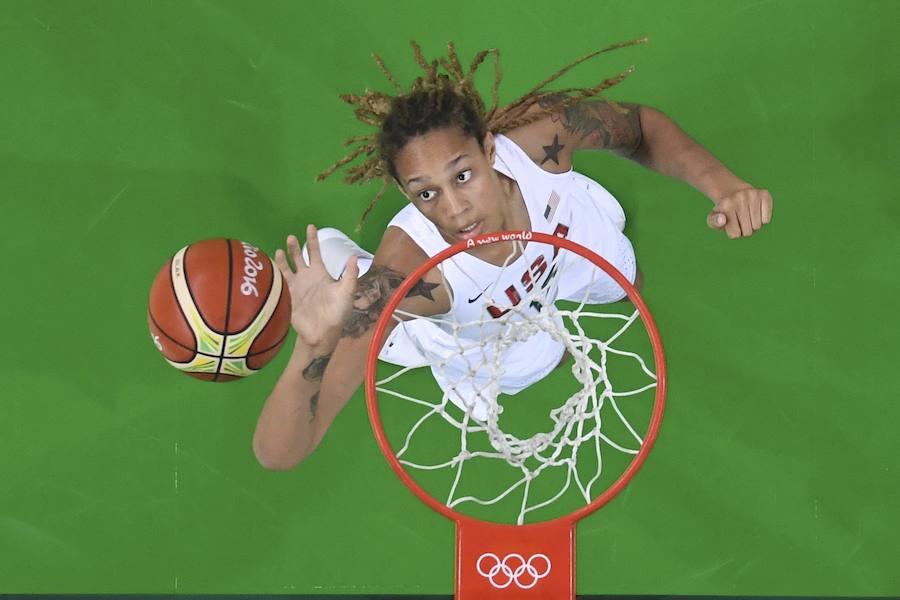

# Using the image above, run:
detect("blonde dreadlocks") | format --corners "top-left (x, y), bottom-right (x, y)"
top-left (317, 37), bottom-right (648, 229)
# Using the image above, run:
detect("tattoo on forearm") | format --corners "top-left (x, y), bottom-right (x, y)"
top-left (302, 354), bottom-right (332, 381)
top-left (539, 94), bottom-right (642, 154)
top-left (341, 265), bottom-right (440, 338)
top-left (308, 392), bottom-right (319, 423)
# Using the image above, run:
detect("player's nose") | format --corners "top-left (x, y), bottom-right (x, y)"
top-left (443, 189), bottom-right (471, 219)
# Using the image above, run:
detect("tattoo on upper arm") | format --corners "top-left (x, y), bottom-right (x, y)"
top-left (541, 134), bottom-right (565, 165)
top-left (302, 354), bottom-right (332, 381)
top-left (341, 266), bottom-right (404, 338)
top-left (341, 265), bottom-right (440, 338)
top-left (407, 279), bottom-right (439, 300)
top-left (309, 391), bottom-right (319, 423)
top-left (539, 94), bottom-right (643, 155)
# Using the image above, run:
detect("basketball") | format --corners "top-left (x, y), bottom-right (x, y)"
top-left (147, 239), bottom-right (292, 381)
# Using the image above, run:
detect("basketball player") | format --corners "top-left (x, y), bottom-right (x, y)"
top-left (252, 41), bottom-right (773, 470)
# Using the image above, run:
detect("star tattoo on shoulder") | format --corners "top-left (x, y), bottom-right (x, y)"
top-left (406, 279), bottom-right (439, 301)
top-left (541, 134), bottom-right (565, 165)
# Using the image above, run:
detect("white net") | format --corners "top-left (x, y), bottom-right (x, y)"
top-left (373, 236), bottom-right (659, 525)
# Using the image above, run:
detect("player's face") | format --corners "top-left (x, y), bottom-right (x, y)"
top-left (394, 127), bottom-right (504, 244)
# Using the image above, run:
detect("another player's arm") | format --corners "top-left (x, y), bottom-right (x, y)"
top-left (505, 96), bottom-right (772, 238)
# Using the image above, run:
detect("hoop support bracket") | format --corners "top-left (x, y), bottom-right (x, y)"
top-left (456, 519), bottom-right (575, 598)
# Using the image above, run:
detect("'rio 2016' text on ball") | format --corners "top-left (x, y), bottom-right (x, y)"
top-left (240, 241), bottom-right (263, 297)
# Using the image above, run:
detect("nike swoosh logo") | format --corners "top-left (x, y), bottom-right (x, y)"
top-left (467, 288), bottom-right (487, 303)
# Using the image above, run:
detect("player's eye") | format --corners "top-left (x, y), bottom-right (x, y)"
top-left (418, 189), bottom-right (437, 202)
top-left (456, 169), bottom-right (472, 183)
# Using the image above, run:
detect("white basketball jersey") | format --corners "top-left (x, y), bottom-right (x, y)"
top-left (382, 134), bottom-right (635, 419)
top-left (387, 134), bottom-right (574, 329)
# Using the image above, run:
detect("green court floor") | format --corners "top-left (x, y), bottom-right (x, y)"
top-left (1, 0), bottom-right (898, 596)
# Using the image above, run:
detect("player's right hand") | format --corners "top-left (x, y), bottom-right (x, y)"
top-left (273, 224), bottom-right (358, 349)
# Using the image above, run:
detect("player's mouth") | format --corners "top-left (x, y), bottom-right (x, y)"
top-left (457, 220), bottom-right (482, 241)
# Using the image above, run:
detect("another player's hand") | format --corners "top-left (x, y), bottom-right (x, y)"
top-left (274, 225), bottom-right (358, 349)
top-left (707, 187), bottom-right (773, 239)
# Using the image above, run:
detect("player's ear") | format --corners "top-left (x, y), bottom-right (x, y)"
top-left (482, 131), bottom-right (496, 164)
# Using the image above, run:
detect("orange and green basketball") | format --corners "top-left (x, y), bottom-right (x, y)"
top-left (147, 239), bottom-right (291, 381)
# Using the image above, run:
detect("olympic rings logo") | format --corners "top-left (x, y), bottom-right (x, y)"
top-left (476, 552), bottom-right (552, 589)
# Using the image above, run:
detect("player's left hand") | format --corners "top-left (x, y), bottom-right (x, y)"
top-left (707, 187), bottom-right (773, 239)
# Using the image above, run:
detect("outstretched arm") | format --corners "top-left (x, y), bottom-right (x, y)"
top-left (624, 105), bottom-right (772, 239)
top-left (505, 97), bottom-right (773, 238)
top-left (254, 226), bottom-right (449, 470)
top-left (253, 226), bottom-right (358, 470)
top-left (306, 264), bottom-right (408, 451)
top-left (253, 337), bottom-right (338, 470)
top-left (254, 265), bottom-right (402, 470)
top-left (311, 230), bottom-right (450, 451)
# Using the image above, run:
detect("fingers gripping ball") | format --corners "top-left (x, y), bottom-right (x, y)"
top-left (147, 239), bottom-right (292, 381)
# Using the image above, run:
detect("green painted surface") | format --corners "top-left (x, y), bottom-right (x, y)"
top-left (0, 0), bottom-right (897, 595)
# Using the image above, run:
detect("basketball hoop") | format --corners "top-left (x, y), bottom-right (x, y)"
top-left (366, 230), bottom-right (666, 598)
